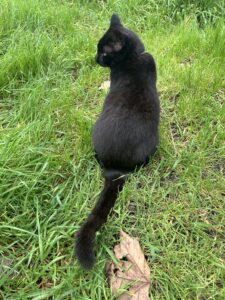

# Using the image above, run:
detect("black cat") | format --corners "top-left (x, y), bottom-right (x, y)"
top-left (75, 14), bottom-right (160, 269)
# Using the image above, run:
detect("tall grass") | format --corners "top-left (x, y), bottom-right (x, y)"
top-left (0, 1), bottom-right (224, 299)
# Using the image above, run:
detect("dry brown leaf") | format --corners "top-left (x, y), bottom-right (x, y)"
top-left (99, 80), bottom-right (110, 90)
top-left (107, 230), bottom-right (150, 300)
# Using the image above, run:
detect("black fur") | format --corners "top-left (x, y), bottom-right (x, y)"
top-left (75, 14), bottom-right (160, 269)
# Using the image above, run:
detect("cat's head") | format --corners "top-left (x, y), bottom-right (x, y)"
top-left (96, 14), bottom-right (145, 68)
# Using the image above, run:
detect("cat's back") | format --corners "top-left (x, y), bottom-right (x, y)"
top-left (93, 53), bottom-right (159, 170)
top-left (107, 53), bottom-right (158, 113)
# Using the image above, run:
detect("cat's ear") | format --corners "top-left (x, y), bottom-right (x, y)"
top-left (110, 14), bottom-right (122, 27)
top-left (113, 34), bottom-right (130, 52)
top-left (114, 41), bottom-right (123, 52)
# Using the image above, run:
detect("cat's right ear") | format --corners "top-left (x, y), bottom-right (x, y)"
top-left (110, 14), bottom-right (122, 27)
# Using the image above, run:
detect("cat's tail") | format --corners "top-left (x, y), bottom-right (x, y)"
top-left (75, 169), bottom-right (127, 269)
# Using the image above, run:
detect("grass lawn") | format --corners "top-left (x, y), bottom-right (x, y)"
top-left (0, 1), bottom-right (224, 299)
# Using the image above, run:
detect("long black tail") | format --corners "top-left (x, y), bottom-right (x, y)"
top-left (75, 170), bottom-right (126, 269)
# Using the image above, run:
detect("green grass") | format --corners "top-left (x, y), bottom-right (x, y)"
top-left (0, 0), bottom-right (224, 299)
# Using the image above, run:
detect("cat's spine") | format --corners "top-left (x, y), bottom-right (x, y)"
top-left (75, 170), bottom-right (126, 269)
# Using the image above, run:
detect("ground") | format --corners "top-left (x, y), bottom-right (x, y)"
top-left (0, 1), bottom-right (224, 299)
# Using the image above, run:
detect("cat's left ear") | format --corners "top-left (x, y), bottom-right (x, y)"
top-left (114, 41), bottom-right (123, 52)
top-left (113, 35), bottom-right (129, 52)
top-left (110, 14), bottom-right (122, 27)
top-left (113, 33), bottom-right (130, 52)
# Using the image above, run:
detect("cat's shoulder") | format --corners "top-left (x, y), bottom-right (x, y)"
top-left (139, 52), bottom-right (156, 72)
top-left (140, 52), bottom-right (156, 64)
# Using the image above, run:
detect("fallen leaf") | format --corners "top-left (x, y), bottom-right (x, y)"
top-left (99, 80), bottom-right (110, 90)
top-left (107, 230), bottom-right (150, 300)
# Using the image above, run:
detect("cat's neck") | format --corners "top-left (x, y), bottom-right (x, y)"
top-left (110, 52), bottom-right (144, 79)
top-left (110, 66), bottom-right (132, 85)
top-left (109, 63), bottom-right (140, 90)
